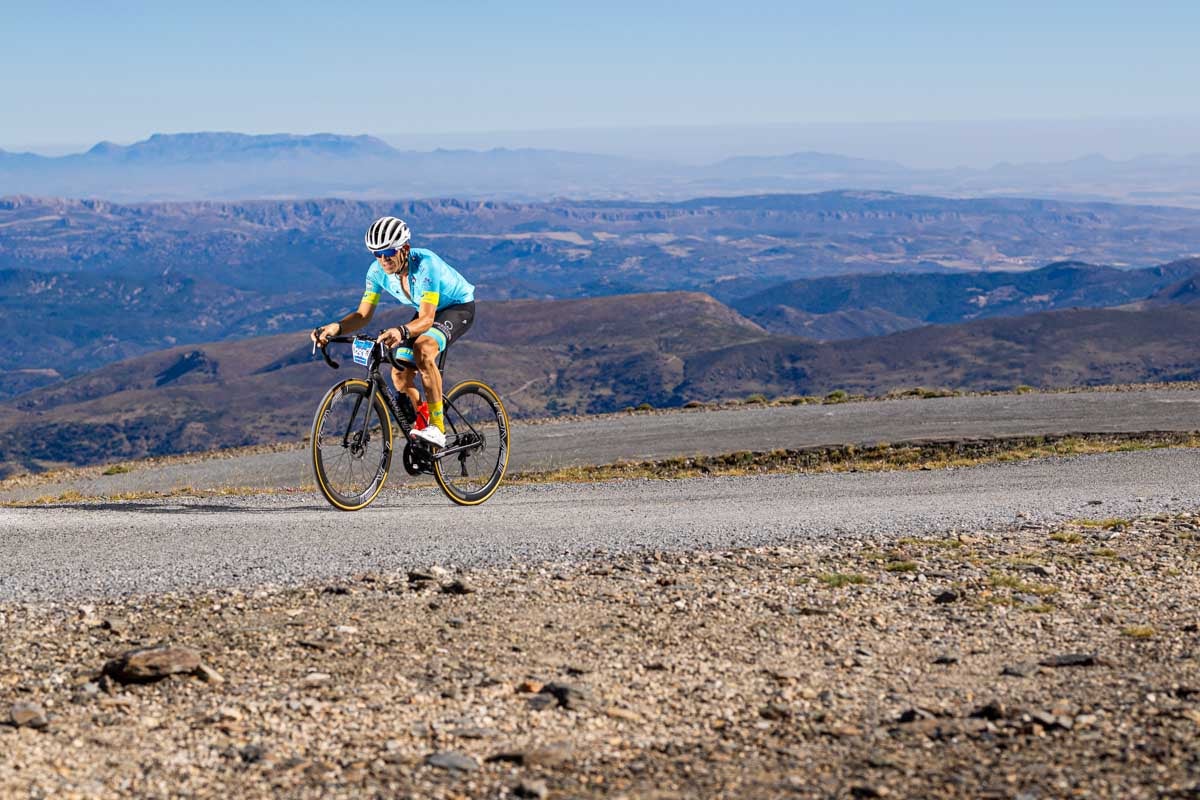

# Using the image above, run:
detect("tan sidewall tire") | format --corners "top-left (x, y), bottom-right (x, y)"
top-left (311, 379), bottom-right (393, 511)
top-left (433, 380), bottom-right (510, 506)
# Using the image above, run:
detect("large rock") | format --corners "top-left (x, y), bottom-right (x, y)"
top-left (103, 645), bottom-right (205, 684)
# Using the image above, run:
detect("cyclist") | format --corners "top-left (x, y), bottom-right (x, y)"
top-left (311, 216), bottom-right (475, 448)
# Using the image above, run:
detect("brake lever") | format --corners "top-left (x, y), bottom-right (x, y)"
top-left (313, 335), bottom-right (339, 369)
top-left (322, 343), bottom-right (339, 370)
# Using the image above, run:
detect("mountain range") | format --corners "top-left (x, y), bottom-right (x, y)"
top-left (3, 187), bottom-right (1200, 397)
top-left (3, 132), bottom-right (1200, 206)
top-left (3, 285), bottom-right (1200, 478)
top-left (7, 193), bottom-right (1198, 300)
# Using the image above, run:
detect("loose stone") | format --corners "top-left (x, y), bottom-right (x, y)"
top-left (514, 778), bottom-right (550, 799)
top-left (9, 702), bottom-right (48, 729)
top-left (1039, 653), bottom-right (1099, 668)
top-left (426, 750), bottom-right (479, 772)
top-left (541, 681), bottom-right (594, 709)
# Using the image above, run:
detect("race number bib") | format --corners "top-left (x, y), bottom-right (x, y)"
top-left (352, 338), bottom-right (372, 366)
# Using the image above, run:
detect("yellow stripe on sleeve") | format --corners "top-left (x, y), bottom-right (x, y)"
top-left (361, 291), bottom-right (380, 305)
top-left (420, 291), bottom-right (440, 306)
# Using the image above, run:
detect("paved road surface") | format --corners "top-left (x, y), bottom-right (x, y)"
top-left (2, 448), bottom-right (1197, 602)
top-left (2, 389), bottom-right (1197, 503)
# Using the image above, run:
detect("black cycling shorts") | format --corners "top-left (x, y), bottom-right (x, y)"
top-left (392, 301), bottom-right (475, 364)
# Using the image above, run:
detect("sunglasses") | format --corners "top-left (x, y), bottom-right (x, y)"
top-left (372, 248), bottom-right (401, 258)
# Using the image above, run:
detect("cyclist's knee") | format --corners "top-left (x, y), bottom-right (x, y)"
top-left (414, 336), bottom-right (440, 364)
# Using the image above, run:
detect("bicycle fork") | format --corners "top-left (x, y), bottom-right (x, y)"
top-left (341, 382), bottom-right (381, 460)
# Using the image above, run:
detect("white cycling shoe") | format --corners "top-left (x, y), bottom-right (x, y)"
top-left (410, 425), bottom-right (446, 448)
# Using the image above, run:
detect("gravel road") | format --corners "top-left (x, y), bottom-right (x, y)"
top-left (3, 387), bottom-right (1198, 503)
top-left (2, 448), bottom-right (1198, 602)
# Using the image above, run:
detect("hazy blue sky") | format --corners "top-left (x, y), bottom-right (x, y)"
top-left (3, 0), bottom-right (1198, 164)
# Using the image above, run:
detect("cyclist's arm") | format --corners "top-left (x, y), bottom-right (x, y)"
top-left (313, 298), bottom-right (376, 343)
top-left (405, 298), bottom-right (438, 336)
top-left (335, 299), bottom-right (377, 334)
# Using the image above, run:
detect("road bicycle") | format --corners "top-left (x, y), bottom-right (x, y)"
top-left (310, 332), bottom-right (509, 510)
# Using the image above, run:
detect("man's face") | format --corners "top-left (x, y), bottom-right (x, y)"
top-left (377, 245), bottom-right (409, 275)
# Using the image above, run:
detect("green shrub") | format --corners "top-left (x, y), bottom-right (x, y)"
top-left (823, 389), bottom-right (849, 404)
top-left (818, 572), bottom-right (869, 588)
top-left (635, 402), bottom-right (654, 411)
top-left (744, 393), bottom-right (768, 405)
top-left (102, 464), bottom-right (131, 476)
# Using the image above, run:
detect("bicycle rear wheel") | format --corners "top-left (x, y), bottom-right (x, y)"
top-left (433, 380), bottom-right (510, 506)
top-left (311, 379), bottom-right (393, 511)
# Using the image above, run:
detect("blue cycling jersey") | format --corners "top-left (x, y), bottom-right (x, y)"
top-left (361, 248), bottom-right (475, 311)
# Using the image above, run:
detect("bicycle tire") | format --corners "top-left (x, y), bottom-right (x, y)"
top-left (433, 380), bottom-right (510, 506)
top-left (311, 379), bottom-right (393, 511)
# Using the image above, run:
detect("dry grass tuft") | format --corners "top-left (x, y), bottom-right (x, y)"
top-left (1122, 625), bottom-right (1157, 639)
top-left (818, 572), bottom-right (870, 588)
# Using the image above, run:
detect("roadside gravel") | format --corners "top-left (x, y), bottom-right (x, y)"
top-left (1, 512), bottom-right (1197, 798)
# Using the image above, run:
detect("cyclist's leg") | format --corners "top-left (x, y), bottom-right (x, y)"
top-left (390, 311), bottom-right (423, 410)
top-left (414, 302), bottom-right (475, 432)
top-left (413, 336), bottom-right (444, 406)
top-left (391, 364), bottom-right (419, 411)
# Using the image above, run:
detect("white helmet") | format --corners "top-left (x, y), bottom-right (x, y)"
top-left (365, 216), bottom-right (411, 251)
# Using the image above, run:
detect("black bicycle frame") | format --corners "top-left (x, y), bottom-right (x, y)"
top-left (321, 335), bottom-right (484, 463)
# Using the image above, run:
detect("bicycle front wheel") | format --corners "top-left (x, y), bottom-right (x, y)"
top-left (434, 380), bottom-right (510, 506)
top-left (311, 379), bottom-right (393, 511)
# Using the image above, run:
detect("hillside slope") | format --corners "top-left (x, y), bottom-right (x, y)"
top-left (0, 293), bottom-right (766, 473)
top-left (3, 291), bottom-right (1200, 476)
top-left (732, 258), bottom-right (1200, 339)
